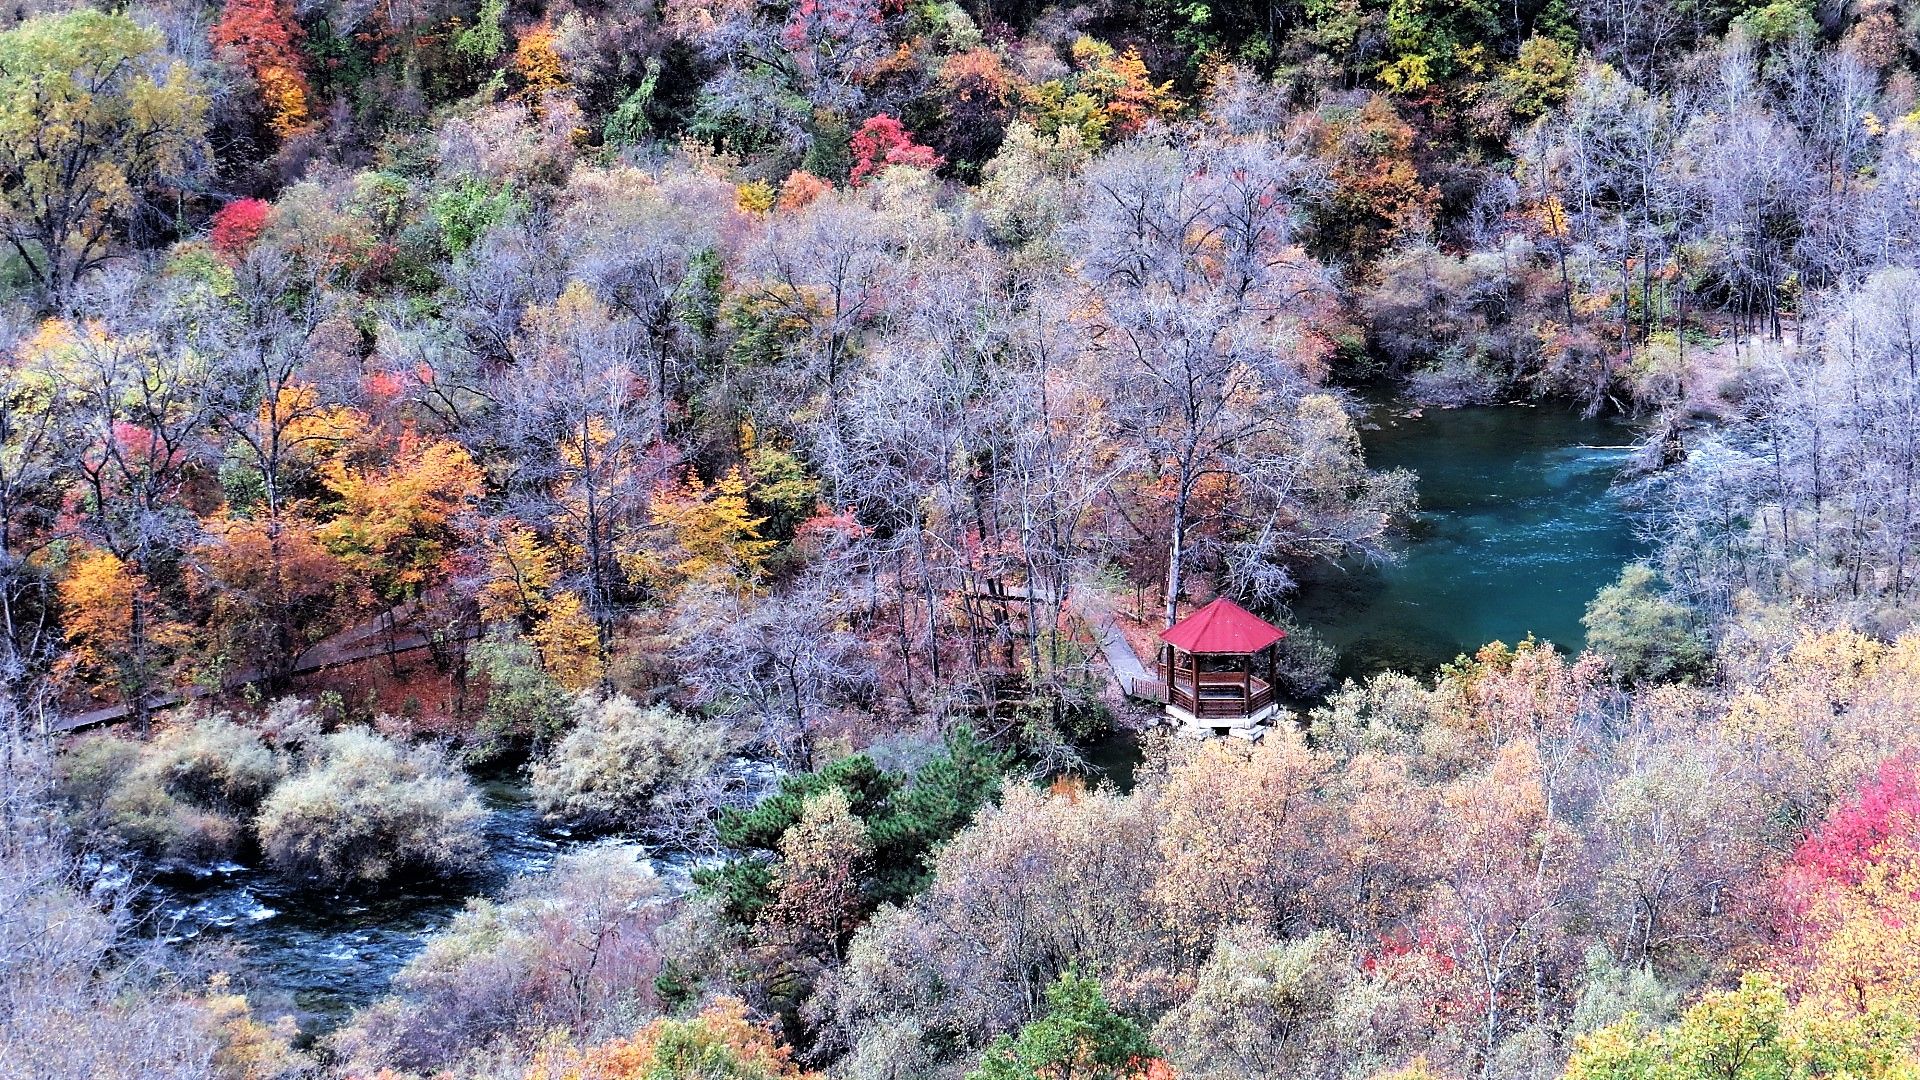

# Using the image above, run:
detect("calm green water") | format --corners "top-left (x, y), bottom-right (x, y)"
top-left (1292, 402), bottom-right (1643, 682)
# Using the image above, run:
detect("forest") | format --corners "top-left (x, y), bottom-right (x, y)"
top-left (7, 0), bottom-right (1920, 1074)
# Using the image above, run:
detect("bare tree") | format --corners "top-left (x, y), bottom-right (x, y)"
top-left (1066, 136), bottom-right (1403, 623)
top-left (495, 280), bottom-right (664, 661)
top-left (669, 580), bottom-right (874, 768)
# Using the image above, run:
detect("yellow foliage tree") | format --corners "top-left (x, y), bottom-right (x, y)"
top-left (1151, 731), bottom-right (1331, 952)
top-left (1792, 836), bottom-right (1920, 1016)
top-left (642, 467), bottom-right (777, 591)
top-left (532, 589), bottom-right (606, 691)
top-left (513, 23), bottom-right (567, 101)
top-left (736, 179), bottom-right (776, 215)
top-left (57, 547), bottom-right (188, 701)
top-left (203, 973), bottom-right (312, 1079)
top-left (1566, 973), bottom-right (1919, 1080)
top-left (0, 11), bottom-right (209, 304)
top-left (318, 435), bottom-right (484, 605)
top-left (1723, 629), bottom-right (1920, 837)
top-left (477, 521), bottom-right (561, 626)
top-left (255, 65), bottom-right (309, 136)
top-left (271, 383), bottom-right (366, 464)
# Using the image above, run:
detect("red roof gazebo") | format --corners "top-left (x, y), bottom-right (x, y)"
top-left (1154, 597), bottom-right (1285, 734)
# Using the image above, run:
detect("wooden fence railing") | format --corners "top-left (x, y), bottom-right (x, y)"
top-left (1132, 665), bottom-right (1273, 719)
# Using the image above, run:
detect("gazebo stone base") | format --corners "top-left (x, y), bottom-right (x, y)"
top-left (1165, 701), bottom-right (1280, 740)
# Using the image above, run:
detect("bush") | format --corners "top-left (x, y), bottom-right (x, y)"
top-left (1582, 564), bottom-right (1709, 685)
top-left (1355, 237), bottom-right (1555, 383)
top-left (333, 846), bottom-right (667, 1073)
top-left (55, 712), bottom-right (282, 864)
top-left (1270, 617), bottom-right (1338, 698)
top-left (432, 179), bottom-right (520, 254)
top-left (970, 970), bottom-right (1161, 1080)
top-left (3, 727), bottom-right (241, 1079)
top-left (1308, 671), bottom-right (1440, 760)
top-left (514, 997), bottom-right (811, 1080)
top-left (255, 729), bottom-right (488, 886)
top-left (1008, 669), bottom-right (1113, 756)
top-left (101, 773), bottom-right (245, 864)
top-left (143, 712), bottom-right (281, 813)
top-left (468, 631), bottom-right (579, 760)
top-left (529, 696), bottom-right (730, 833)
top-left (1408, 346), bottom-right (1504, 406)
top-left (54, 734), bottom-right (142, 839)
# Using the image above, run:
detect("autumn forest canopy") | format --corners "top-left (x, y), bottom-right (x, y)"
top-left (14, 0), bottom-right (1920, 1075)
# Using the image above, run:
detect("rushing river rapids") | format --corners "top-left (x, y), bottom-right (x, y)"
top-left (129, 765), bottom-right (780, 1035)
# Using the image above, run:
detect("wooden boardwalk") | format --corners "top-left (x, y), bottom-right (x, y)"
top-left (1071, 590), bottom-right (1153, 693)
top-left (986, 583), bottom-right (1155, 699)
top-left (53, 582), bottom-right (1159, 734)
top-left (49, 603), bottom-right (472, 734)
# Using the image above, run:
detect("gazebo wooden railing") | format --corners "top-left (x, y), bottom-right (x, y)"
top-left (1153, 660), bottom-right (1275, 719)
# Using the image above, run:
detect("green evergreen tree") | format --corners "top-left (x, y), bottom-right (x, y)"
top-left (969, 971), bottom-right (1161, 1080)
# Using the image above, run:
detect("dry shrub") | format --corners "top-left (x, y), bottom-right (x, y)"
top-left (55, 712), bottom-right (281, 864)
top-left (255, 728), bottom-right (487, 886)
top-left (332, 846), bottom-right (668, 1074)
top-left (530, 695), bottom-right (730, 835)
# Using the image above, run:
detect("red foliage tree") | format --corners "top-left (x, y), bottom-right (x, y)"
top-left (849, 115), bottom-right (944, 185)
top-left (1776, 755), bottom-right (1920, 939)
top-left (210, 198), bottom-right (271, 262)
top-left (1798, 757), bottom-right (1920, 881)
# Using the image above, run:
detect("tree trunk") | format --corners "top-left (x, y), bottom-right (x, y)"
top-left (1165, 488), bottom-right (1188, 629)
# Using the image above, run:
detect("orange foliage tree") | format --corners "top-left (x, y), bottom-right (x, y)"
top-left (211, 0), bottom-right (312, 137)
top-left (1309, 95), bottom-right (1438, 268)
top-left (195, 510), bottom-right (351, 687)
top-left (513, 22), bottom-right (567, 102)
top-left (44, 315), bottom-right (209, 724)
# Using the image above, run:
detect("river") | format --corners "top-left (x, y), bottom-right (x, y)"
top-left (133, 782), bottom-right (577, 1032)
top-left (1293, 399), bottom-right (1644, 681)
top-left (133, 778), bottom-right (736, 1037)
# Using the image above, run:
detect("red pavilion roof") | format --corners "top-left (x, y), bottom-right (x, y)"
top-left (1160, 597), bottom-right (1286, 654)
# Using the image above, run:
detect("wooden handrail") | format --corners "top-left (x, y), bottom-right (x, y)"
top-left (1150, 661), bottom-right (1273, 719)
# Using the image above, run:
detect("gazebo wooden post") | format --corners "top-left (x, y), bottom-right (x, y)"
top-left (1189, 653), bottom-right (1200, 713)
top-left (1242, 653), bottom-right (1251, 708)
